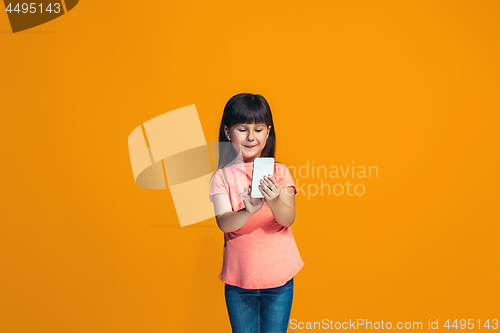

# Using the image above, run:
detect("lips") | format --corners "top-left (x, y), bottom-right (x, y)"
top-left (244, 145), bottom-right (257, 149)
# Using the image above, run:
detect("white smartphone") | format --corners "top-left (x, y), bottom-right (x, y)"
top-left (250, 157), bottom-right (275, 198)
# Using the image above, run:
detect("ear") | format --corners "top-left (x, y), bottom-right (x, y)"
top-left (266, 126), bottom-right (271, 140)
top-left (224, 125), bottom-right (231, 141)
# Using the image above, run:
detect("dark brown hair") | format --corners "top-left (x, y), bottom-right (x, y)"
top-left (216, 93), bottom-right (277, 170)
top-left (208, 93), bottom-right (282, 189)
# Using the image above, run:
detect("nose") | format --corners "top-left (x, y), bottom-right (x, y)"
top-left (247, 131), bottom-right (255, 141)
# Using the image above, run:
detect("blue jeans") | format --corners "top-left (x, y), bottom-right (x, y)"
top-left (224, 278), bottom-right (294, 333)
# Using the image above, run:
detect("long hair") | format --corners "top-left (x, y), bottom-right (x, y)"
top-left (210, 93), bottom-right (280, 183)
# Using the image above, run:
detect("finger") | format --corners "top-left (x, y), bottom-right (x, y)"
top-left (259, 184), bottom-right (270, 199)
top-left (262, 179), bottom-right (278, 196)
top-left (258, 182), bottom-right (267, 195)
top-left (260, 178), bottom-right (273, 191)
top-left (261, 177), bottom-right (272, 189)
top-left (239, 191), bottom-right (248, 200)
top-left (263, 188), bottom-right (272, 200)
top-left (240, 187), bottom-right (251, 201)
top-left (262, 176), bottom-right (277, 191)
top-left (266, 175), bottom-right (279, 189)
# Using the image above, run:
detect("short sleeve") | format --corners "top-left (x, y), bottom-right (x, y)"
top-left (278, 164), bottom-right (297, 195)
top-left (209, 169), bottom-right (229, 202)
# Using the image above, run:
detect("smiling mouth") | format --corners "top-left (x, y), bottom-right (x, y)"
top-left (244, 145), bottom-right (257, 149)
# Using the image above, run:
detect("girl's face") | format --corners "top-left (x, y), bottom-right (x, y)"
top-left (224, 122), bottom-right (271, 161)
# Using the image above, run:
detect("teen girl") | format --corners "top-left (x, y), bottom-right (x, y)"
top-left (209, 93), bottom-right (305, 333)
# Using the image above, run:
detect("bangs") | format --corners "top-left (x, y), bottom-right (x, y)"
top-left (227, 96), bottom-right (269, 128)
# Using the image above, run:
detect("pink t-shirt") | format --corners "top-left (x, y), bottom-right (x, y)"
top-left (209, 161), bottom-right (305, 289)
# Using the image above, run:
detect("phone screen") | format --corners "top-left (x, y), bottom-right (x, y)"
top-left (250, 158), bottom-right (275, 198)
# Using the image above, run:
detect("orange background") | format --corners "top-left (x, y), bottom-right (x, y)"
top-left (1, 1), bottom-right (499, 332)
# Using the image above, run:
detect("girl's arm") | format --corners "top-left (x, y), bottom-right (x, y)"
top-left (215, 209), bottom-right (252, 233)
top-left (266, 187), bottom-right (296, 227)
top-left (212, 187), bottom-right (264, 232)
top-left (260, 175), bottom-right (296, 227)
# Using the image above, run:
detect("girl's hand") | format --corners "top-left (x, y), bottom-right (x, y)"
top-left (259, 175), bottom-right (281, 205)
top-left (239, 186), bottom-right (264, 216)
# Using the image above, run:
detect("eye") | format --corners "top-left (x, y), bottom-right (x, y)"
top-left (238, 128), bottom-right (263, 132)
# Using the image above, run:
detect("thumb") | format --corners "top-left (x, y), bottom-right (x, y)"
top-left (239, 187), bottom-right (249, 200)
